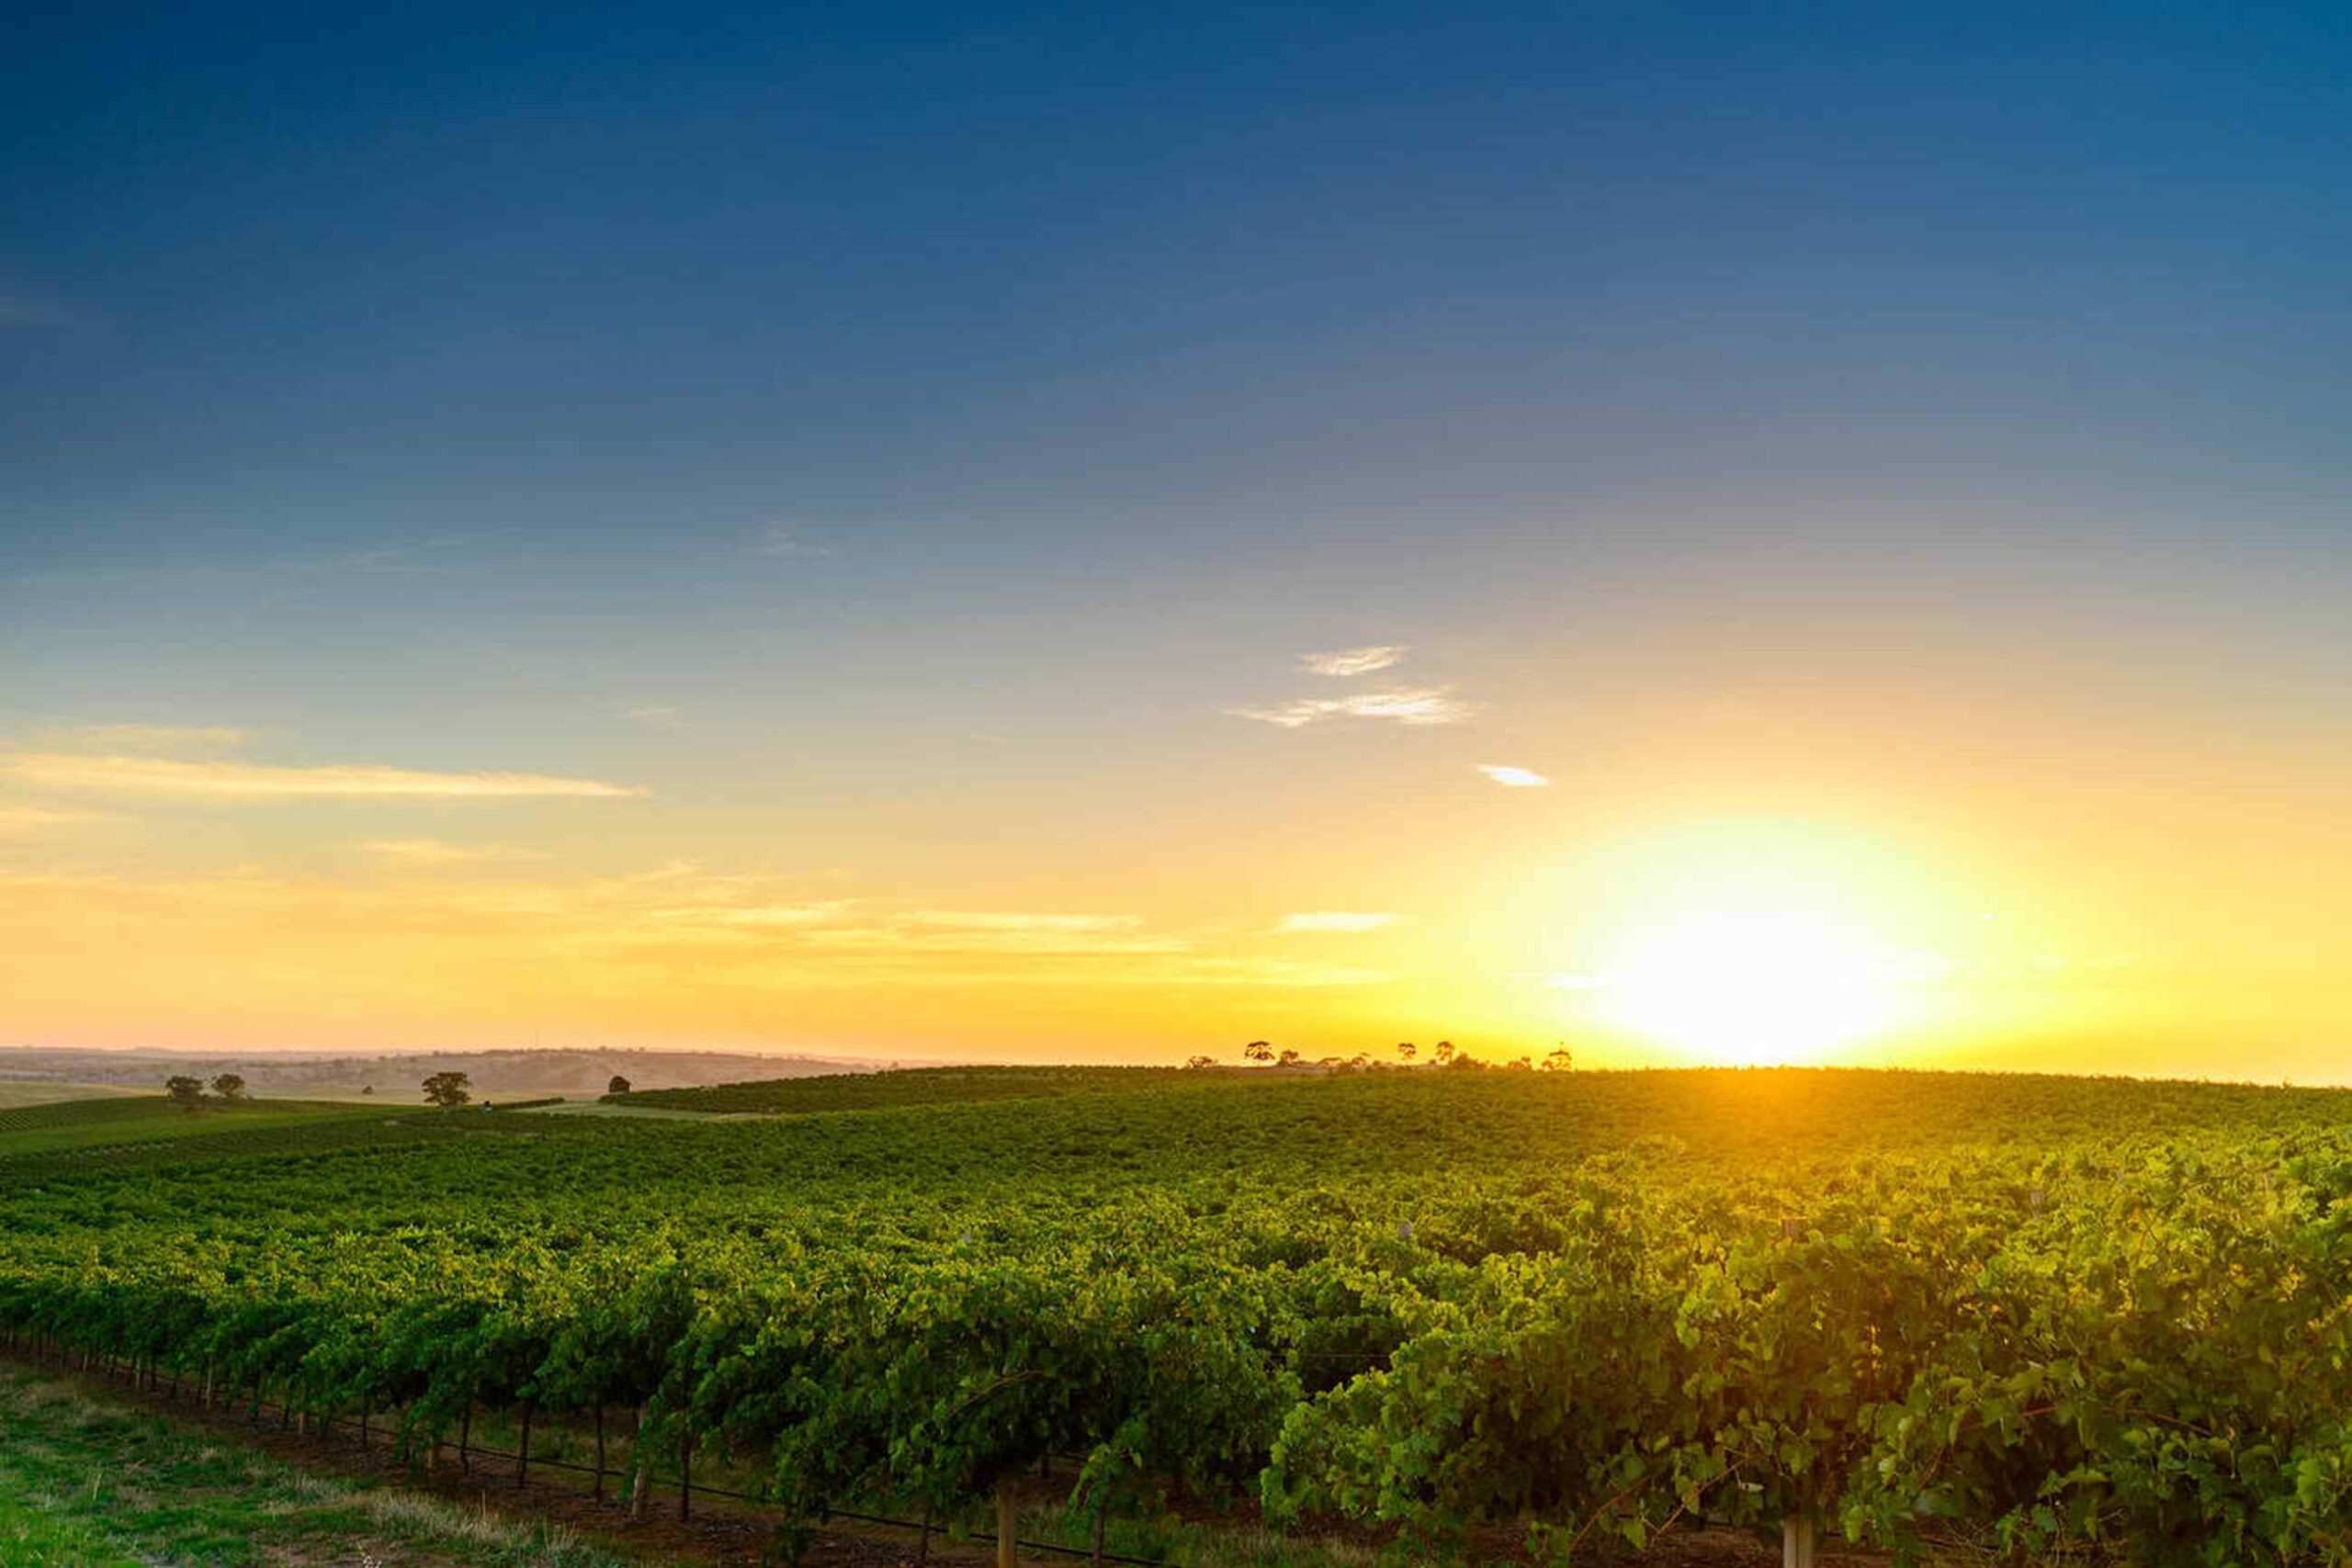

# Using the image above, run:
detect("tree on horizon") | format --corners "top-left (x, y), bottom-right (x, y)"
top-left (423, 1071), bottom-right (472, 1110)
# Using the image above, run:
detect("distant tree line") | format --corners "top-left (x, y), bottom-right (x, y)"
top-left (1185, 1040), bottom-right (1576, 1074)
top-left (162, 1074), bottom-right (249, 1111)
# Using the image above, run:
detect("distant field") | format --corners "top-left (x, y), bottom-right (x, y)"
top-left (609, 1061), bottom-right (1188, 1113)
top-left (516, 1099), bottom-right (718, 1120)
top-left (0, 1093), bottom-right (466, 1169)
top-left (0, 1081), bottom-right (149, 1110)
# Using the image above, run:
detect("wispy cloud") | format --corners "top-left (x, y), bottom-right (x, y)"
top-left (12, 536), bottom-right (469, 587)
top-left (31, 724), bottom-right (249, 754)
top-left (351, 839), bottom-right (536, 864)
top-left (648, 902), bottom-right (851, 928)
top-left (1277, 910), bottom-right (1398, 933)
top-left (757, 523), bottom-right (832, 559)
top-left (629, 903), bottom-right (1152, 953)
top-left (1154, 957), bottom-right (1394, 987)
top-left (5, 754), bottom-right (647, 800)
top-left (1229, 686), bottom-right (1473, 728)
top-left (0, 863), bottom-right (1409, 998)
top-left (903, 911), bottom-right (1142, 933)
top-left (0, 287), bottom-right (58, 326)
top-left (0, 805), bottom-right (102, 834)
top-left (1300, 645), bottom-right (1406, 677)
top-left (618, 705), bottom-right (683, 728)
top-left (1476, 763), bottom-right (1550, 787)
top-left (810, 911), bottom-right (1171, 954)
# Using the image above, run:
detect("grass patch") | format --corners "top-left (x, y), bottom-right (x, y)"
top-left (0, 1365), bottom-right (636, 1567)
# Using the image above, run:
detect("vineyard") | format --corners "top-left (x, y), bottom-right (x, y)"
top-left (605, 1063), bottom-right (1190, 1115)
top-left (2, 1067), bottom-right (2347, 1565)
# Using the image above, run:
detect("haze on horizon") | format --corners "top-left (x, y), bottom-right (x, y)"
top-left (5, 5), bottom-right (2348, 1081)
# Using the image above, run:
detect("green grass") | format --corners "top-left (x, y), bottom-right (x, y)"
top-left (609, 1062), bottom-right (1193, 1115)
top-left (0, 1095), bottom-right (415, 1159)
top-left (514, 1100), bottom-right (719, 1120)
top-left (0, 1364), bottom-right (638, 1567)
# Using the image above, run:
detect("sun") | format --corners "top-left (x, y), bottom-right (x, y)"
top-left (1578, 908), bottom-right (1921, 1066)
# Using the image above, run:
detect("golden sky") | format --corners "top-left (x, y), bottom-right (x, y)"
top-left (5, 555), bottom-right (2346, 1079)
top-left (7, 8), bottom-right (2351, 1076)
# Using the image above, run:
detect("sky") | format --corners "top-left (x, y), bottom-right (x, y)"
top-left (4, 4), bottom-right (2349, 1077)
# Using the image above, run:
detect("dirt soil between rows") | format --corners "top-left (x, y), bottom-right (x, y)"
top-left (30, 1355), bottom-right (1894, 1567)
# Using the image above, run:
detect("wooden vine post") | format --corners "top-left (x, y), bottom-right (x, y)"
top-left (996, 1477), bottom-right (1018, 1568)
top-left (1782, 1514), bottom-right (1816, 1568)
top-left (628, 1405), bottom-right (651, 1522)
top-left (517, 1401), bottom-right (533, 1488)
top-left (678, 1431), bottom-right (693, 1521)
top-left (592, 1404), bottom-right (606, 1501)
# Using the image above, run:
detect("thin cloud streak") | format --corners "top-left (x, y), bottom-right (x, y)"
top-left (1229, 686), bottom-right (1473, 728)
top-left (1278, 911), bottom-right (1398, 933)
top-left (0, 805), bottom-right (103, 833)
top-left (5, 754), bottom-right (647, 800)
top-left (351, 839), bottom-right (536, 863)
top-left (31, 725), bottom-right (249, 753)
top-left (757, 523), bottom-right (832, 559)
top-left (904, 911), bottom-right (1142, 932)
top-left (9, 536), bottom-right (470, 587)
top-left (1300, 645), bottom-right (1406, 677)
top-left (1477, 764), bottom-right (1551, 787)
top-left (648, 902), bottom-right (853, 927)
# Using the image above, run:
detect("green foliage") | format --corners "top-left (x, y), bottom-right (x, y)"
top-left (613, 1064), bottom-right (1185, 1114)
top-left (1, 1068), bottom-right (2348, 1563)
top-left (423, 1071), bottom-right (473, 1109)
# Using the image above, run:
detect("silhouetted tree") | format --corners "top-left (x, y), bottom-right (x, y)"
top-left (1241, 1041), bottom-right (1274, 1064)
top-left (1505, 1055), bottom-right (1532, 1071)
top-left (209, 1072), bottom-right (247, 1101)
top-left (1542, 1046), bottom-right (1575, 1072)
top-left (606, 1075), bottom-right (632, 1096)
top-left (1183, 1055), bottom-right (1216, 1070)
top-left (164, 1075), bottom-right (205, 1111)
top-left (1432, 1041), bottom-right (1456, 1066)
top-left (422, 1071), bottom-right (472, 1109)
top-left (1396, 1042), bottom-right (1417, 1063)
top-left (1276, 1047), bottom-right (1302, 1067)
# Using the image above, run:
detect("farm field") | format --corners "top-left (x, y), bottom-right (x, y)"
top-left (0, 1093), bottom-right (428, 1162)
top-left (606, 1063), bottom-right (1194, 1115)
top-left (0, 1067), bottom-right (2346, 1565)
top-left (0, 1080), bottom-right (151, 1110)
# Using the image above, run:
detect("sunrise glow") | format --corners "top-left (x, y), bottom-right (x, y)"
top-left (3, 6), bottom-right (2348, 1084)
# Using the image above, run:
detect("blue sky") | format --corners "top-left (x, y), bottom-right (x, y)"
top-left (3, 4), bottom-right (2349, 1066)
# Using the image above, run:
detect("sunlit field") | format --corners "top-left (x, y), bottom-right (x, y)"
top-left (3, 1066), bottom-right (2347, 1564)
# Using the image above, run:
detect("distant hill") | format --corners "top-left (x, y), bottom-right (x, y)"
top-left (0, 1046), bottom-right (901, 1100)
